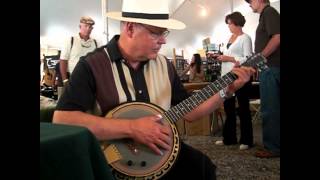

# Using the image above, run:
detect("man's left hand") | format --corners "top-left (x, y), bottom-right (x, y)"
top-left (227, 67), bottom-right (255, 94)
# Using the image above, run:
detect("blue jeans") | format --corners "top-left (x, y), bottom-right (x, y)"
top-left (259, 67), bottom-right (280, 154)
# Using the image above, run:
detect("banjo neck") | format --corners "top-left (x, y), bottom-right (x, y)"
top-left (164, 71), bottom-right (237, 122)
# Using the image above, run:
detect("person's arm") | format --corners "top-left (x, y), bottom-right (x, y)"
top-left (261, 34), bottom-right (280, 58)
top-left (183, 66), bottom-right (255, 122)
top-left (217, 35), bottom-right (253, 64)
top-left (59, 37), bottom-right (72, 82)
top-left (53, 110), bottom-right (171, 155)
top-left (235, 35), bottom-right (253, 64)
top-left (217, 55), bottom-right (236, 63)
top-left (179, 64), bottom-right (190, 76)
top-left (216, 47), bottom-right (236, 63)
top-left (261, 7), bottom-right (280, 58)
top-left (53, 60), bottom-right (170, 155)
top-left (59, 60), bottom-right (68, 82)
top-left (52, 72), bottom-right (57, 87)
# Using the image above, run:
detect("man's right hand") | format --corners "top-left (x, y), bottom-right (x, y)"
top-left (129, 114), bottom-right (172, 156)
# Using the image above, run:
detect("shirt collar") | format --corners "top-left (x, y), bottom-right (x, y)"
top-left (106, 35), bottom-right (149, 68)
top-left (77, 33), bottom-right (92, 42)
top-left (106, 35), bottom-right (124, 62)
top-left (259, 5), bottom-right (270, 20)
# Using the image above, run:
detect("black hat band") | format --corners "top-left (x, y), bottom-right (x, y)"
top-left (122, 12), bottom-right (169, 20)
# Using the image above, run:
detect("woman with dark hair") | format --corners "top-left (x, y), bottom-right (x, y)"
top-left (181, 53), bottom-right (205, 82)
top-left (212, 11), bottom-right (254, 150)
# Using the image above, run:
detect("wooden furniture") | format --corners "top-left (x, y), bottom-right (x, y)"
top-left (172, 48), bottom-right (184, 68)
top-left (183, 82), bottom-right (210, 94)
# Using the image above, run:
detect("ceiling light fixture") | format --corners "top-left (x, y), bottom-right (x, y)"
top-left (198, 4), bottom-right (207, 17)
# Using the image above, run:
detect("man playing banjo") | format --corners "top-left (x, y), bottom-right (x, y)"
top-left (53, 0), bottom-right (255, 179)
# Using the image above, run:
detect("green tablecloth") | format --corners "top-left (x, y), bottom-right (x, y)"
top-left (40, 122), bottom-right (114, 180)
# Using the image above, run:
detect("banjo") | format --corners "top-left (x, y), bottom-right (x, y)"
top-left (101, 53), bottom-right (268, 179)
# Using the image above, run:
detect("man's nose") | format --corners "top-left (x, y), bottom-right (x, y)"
top-left (157, 36), bottom-right (166, 44)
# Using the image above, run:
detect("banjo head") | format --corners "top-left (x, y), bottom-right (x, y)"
top-left (102, 102), bottom-right (180, 179)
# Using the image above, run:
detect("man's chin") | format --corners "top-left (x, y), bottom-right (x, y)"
top-left (148, 53), bottom-right (158, 60)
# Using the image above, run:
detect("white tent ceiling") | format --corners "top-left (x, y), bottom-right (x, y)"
top-left (40, 0), bottom-right (279, 59)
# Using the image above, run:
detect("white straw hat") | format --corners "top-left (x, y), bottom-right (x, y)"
top-left (106, 0), bottom-right (186, 30)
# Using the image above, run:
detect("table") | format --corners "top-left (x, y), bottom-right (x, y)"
top-left (40, 122), bottom-right (114, 180)
top-left (183, 82), bottom-right (210, 94)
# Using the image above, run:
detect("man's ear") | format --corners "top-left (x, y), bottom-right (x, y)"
top-left (124, 22), bottom-right (135, 38)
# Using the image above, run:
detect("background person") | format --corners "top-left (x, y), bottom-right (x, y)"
top-left (59, 16), bottom-right (98, 86)
top-left (212, 11), bottom-right (254, 151)
top-left (245, 0), bottom-right (280, 158)
top-left (180, 53), bottom-right (205, 83)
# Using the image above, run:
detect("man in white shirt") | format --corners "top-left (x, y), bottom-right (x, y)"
top-left (59, 16), bottom-right (98, 85)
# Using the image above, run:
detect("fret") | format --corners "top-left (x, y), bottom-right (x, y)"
top-left (171, 111), bottom-right (180, 122)
top-left (205, 91), bottom-right (212, 99)
top-left (186, 98), bottom-right (197, 109)
top-left (204, 86), bottom-right (214, 95)
top-left (226, 72), bottom-right (238, 81)
top-left (176, 104), bottom-right (188, 115)
top-left (181, 101), bottom-right (192, 112)
top-left (165, 110), bottom-right (174, 121)
top-left (189, 95), bottom-right (197, 105)
top-left (196, 94), bottom-right (205, 105)
top-left (207, 84), bottom-right (218, 94)
top-left (164, 111), bottom-right (174, 122)
top-left (172, 106), bottom-right (183, 119)
top-left (171, 106), bottom-right (179, 118)
top-left (203, 87), bottom-right (212, 98)
top-left (213, 81), bottom-right (222, 92)
top-left (194, 93), bottom-right (203, 105)
top-left (163, 112), bottom-right (175, 122)
top-left (198, 90), bottom-right (207, 101)
top-left (217, 78), bottom-right (228, 88)
top-left (170, 111), bottom-right (181, 122)
top-left (201, 89), bottom-right (210, 100)
top-left (221, 77), bottom-right (230, 87)
top-left (167, 109), bottom-right (179, 122)
top-left (223, 74), bottom-right (233, 84)
top-left (210, 83), bottom-right (220, 93)
top-left (203, 86), bottom-right (211, 94)
top-left (186, 96), bottom-right (197, 109)
top-left (214, 80), bottom-right (222, 90)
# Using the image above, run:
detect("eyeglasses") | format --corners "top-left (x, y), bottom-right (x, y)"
top-left (138, 23), bottom-right (170, 39)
